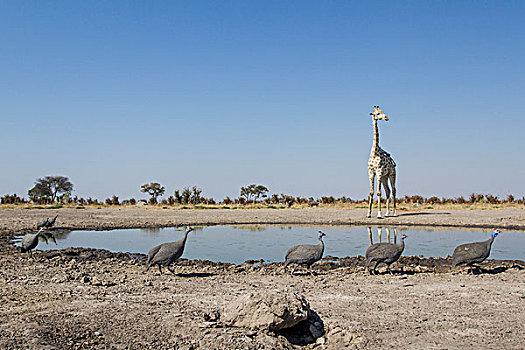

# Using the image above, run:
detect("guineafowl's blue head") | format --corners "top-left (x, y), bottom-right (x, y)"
top-left (492, 229), bottom-right (500, 238)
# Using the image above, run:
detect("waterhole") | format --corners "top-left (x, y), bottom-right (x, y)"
top-left (14, 225), bottom-right (524, 264)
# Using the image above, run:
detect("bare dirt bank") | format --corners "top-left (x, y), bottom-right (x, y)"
top-left (2, 207), bottom-right (525, 236)
top-left (1, 208), bottom-right (524, 349)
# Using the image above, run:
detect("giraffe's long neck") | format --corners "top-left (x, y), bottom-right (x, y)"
top-left (371, 118), bottom-right (380, 155)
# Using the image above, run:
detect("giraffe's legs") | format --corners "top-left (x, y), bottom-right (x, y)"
top-left (390, 173), bottom-right (397, 216)
top-left (376, 176), bottom-right (383, 218)
top-left (382, 177), bottom-right (391, 216)
top-left (367, 171), bottom-right (375, 218)
top-left (394, 228), bottom-right (397, 244)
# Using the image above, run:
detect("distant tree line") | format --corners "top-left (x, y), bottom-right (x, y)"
top-left (1, 175), bottom-right (524, 206)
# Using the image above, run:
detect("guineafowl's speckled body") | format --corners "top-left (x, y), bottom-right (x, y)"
top-left (285, 231), bottom-right (325, 274)
top-left (366, 234), bottom-right (406, 274)
top-left (21, 228), bottom-right (44, 258)
top-left (45, 215), bottom-right (58, 228)
top-left (451, 230), bottom-right (500, 270)
top-left (146, 227), bottom-right (194, 274)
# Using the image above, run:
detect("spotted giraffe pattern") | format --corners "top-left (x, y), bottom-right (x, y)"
top-left (368, 148), bottom-right (396, 176)
top-left (367, 106), bottom-right (397, 218)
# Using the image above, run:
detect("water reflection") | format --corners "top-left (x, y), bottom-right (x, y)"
top-left (140, 226), bottom-right (204, 234)
top-left (367, 227), bottom-right (399, 245)
top-left (141, 227), bottom-right (161, 233)
top-left (39, 230), bottom-right (58, 246)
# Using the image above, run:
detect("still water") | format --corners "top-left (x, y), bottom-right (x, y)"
top-left (14, 225), bottom-right (525, 264)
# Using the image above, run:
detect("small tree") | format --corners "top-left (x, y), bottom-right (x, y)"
top-left (240, 185), bottom-right (255, 202)
top-left (181, 187), bottom-right (192, 204)
top-left (174, 190), bottom-right (182, 204)
top-left (29, 176), bottom-right (73, 203)
top-left (1, 194), bottom-right (25, 204)
top-left (140, 183), bottom-right (165, 203)
top-left (240, 184), bottom-right (269, 203)
top-left (427, 196), bottom-right (441, 204)
top-left (191, 186), bottom-right (203, 204)
top-left (252, 185), bottom-right (269, 203)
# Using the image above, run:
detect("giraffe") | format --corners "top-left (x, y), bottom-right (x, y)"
top-left (367, 106), bottom-right (397, 218)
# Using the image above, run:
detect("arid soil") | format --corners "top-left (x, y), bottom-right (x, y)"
top-left (1, 208), bottom-right (524, 349)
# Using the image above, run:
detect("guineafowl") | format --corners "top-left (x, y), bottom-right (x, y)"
top-left (451, 229), bottom-right (500, 273)
top-left (284, 231), bottom-right (326, 275)
top-left (21, 228), bottom-right (45, 258)
top-left (45, 214), bottom-right (58, 228)
top-left (366, 233), bottom-right (407, 274)
top-left (36, 218), bottom-right (49, 229)
top-left (146, 227), bottom-right (194, 275)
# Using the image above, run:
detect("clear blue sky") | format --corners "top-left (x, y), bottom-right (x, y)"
top-left (1, 1), bottom-right (524, 201)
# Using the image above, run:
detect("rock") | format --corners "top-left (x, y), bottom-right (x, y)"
top-left (221, 291), bottom-right (309, 331)
top-left (309, 322), bottom-right (324, 339)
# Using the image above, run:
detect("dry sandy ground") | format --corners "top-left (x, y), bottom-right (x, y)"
top-left (0, 208), bottom-right (524, 349)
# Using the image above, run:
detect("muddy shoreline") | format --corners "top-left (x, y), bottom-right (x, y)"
top-left (1, 208), bottom-right (524, 349)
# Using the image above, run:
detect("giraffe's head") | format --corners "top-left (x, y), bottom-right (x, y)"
top-left (370, 106), bottom-right (389, 121)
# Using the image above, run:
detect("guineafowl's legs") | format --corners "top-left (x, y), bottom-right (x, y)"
top-left (158, 265), bottom-right (163, 275)
top-left (167, 266), bottom-right (176, 275)
top-left (372, 261), bottom-right (380, 275)
top-left (468, 265), bottom-right (481, 275)
top-left (386, 264), bottom-right (394, 275)
top-left (366, 258), bottom-right (373, 274)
